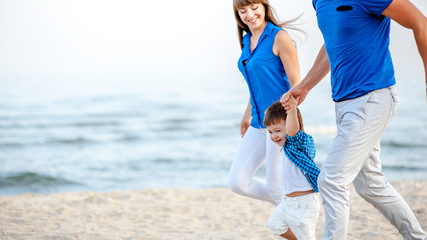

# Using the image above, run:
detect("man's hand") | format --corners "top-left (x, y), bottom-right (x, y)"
top-left (281, 84), bottom-right (308, 107)
top-left (282, 95), bottom-right (300, 112)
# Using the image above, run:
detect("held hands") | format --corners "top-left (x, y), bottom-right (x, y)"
top-left (282, 95), bottom-right (299, 112)
top-left (280, 84), bottom-right (307, 107)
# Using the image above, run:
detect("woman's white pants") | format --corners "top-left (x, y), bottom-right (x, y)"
top-left (228, 126), bottom-right (283, 206)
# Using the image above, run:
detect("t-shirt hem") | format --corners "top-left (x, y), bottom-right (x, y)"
top-left (333, 82), bottom-right (396, 102)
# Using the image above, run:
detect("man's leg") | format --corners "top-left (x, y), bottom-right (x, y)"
top-left (268, 200), bottom-right (297, 240)
top-left (318, 86), bottom-right (399, 240)
top-left (354, 141), bottom-right (427, 239)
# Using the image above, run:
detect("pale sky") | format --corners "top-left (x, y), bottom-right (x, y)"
top-left (0, 0), bottom-right (426, 91)
top-left (0, 0), bottom-right (242, 81)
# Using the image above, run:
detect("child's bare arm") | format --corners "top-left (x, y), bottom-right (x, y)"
top-left (285, 96), bottom-right (300, 137)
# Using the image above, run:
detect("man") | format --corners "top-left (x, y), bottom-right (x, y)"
top-left (282, 0), bottom-right (427, 239)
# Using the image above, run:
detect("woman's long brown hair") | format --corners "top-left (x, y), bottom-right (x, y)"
top-left (233, 0), bottom-right (303, 49)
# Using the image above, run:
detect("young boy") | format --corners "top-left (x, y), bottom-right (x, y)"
top-left (264, 96), bottom-right (321, 240)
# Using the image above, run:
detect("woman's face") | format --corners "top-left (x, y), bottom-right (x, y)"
top-left (237, 3), bottom-right (266, 32)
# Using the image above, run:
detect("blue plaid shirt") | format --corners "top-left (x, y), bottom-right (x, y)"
top-left (283, 130), bottom-right (320, 192)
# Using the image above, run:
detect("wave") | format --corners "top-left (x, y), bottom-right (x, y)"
top-left (0, 172), bottom-right (78, 188)
top-left (0, 133), bottom-right (150, 148)
top-left (47, 137), bottom-right (95, 144)
top-left (382, 140), bottom-right (427, 149)
top-left (382, 165), bottom-right (427, 171)
top-left (0, 138), bottom-right (95, 149)
top-left (0, 120), bottom-right (122, 129)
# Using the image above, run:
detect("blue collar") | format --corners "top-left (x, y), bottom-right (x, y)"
top-left (242, 21), bottom-right (275, 47)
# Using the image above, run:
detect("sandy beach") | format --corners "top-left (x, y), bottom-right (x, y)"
top-left (0, 180), bottom-right (426, 240)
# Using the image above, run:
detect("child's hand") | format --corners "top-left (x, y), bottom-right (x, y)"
top-left (282, 96), bottom-right (299, 111)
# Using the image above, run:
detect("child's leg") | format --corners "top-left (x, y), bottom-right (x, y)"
top-left (268, 201), bottom-right (297, 239)
top-left (280, 229), bottom-right (297, 240)
top-left (287, 193), bottom-right (320, 240)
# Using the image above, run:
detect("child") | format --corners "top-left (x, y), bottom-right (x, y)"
top-left (263, 97), bottom-right (321, 240)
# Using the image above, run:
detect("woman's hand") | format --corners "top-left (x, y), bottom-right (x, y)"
top-left (240, 99), bottom-right (252, 137)
top-left (240, 116), bottom-right (251, 137)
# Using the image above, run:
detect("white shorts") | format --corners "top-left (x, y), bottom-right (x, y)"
top-left (268, 193), bottom-right (320, 240)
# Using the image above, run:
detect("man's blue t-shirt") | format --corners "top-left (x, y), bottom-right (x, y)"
top-left (313, 0), bottom-right (395, 101)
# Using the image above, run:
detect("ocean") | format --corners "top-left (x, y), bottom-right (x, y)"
top-left (0, 72), bottom-right (426, 196)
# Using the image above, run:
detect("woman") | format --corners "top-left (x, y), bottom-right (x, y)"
top-left (228, 0), bottom-right (302, 207)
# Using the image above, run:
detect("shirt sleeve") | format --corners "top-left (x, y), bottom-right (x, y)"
top-left (359, 0), bottom-right (394, 16)
top-left (284, 130), bottom-right (320, 192)
top-left (284, 130), bottom-right (316, 161)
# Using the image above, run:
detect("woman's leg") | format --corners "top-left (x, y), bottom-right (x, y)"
top-left (265, 130), bottom-right (283, 206)
top-left (228, 127), bottom-right (276, 204)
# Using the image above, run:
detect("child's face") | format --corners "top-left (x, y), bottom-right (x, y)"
top-left (267, 119), bottom-right (287, 147)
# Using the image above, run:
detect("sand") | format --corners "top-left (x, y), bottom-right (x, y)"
top-left (0, 181), bottom-right (426, 240)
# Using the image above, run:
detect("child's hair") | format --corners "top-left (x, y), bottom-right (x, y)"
top-left (264, 101), bottom-right (304, 132)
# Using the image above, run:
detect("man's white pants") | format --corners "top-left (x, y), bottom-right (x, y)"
top-left (318, 86), bottom-right (427, 240)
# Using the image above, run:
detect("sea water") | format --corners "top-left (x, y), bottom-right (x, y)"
top-left (0, 72), bottom-right (426, 195)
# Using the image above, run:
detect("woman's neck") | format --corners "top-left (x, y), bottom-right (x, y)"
top-left (249, 21), bottom-right (268, 51)
top-left (249, 21), bottom-right (268, 39)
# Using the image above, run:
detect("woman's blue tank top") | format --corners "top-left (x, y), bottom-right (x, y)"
top-left (238, 21), bottom-right (291, 128)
